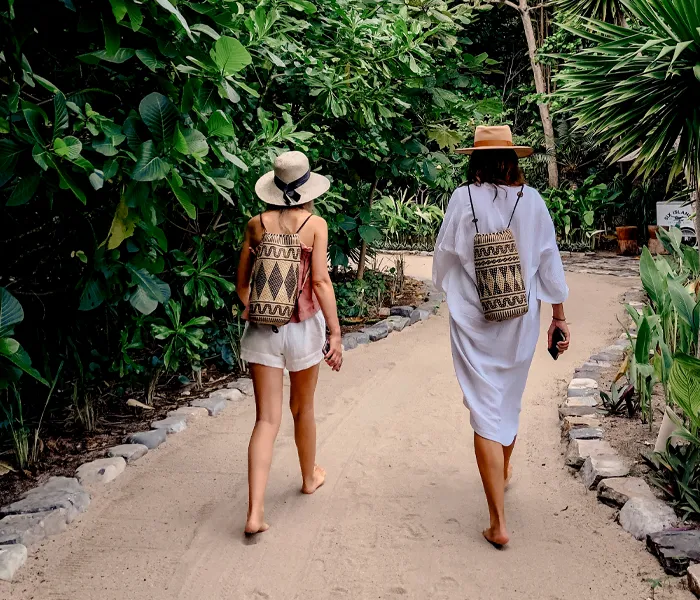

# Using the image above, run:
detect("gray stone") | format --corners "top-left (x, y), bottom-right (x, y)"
top-left (597, 477), bottom-right (656, 508)
top-left (589, 351), bottom-right (621, 363)
top-left (620, 497), bottom-right (676, 541)
top-left (227, 378), bottom-right (253, 395)
top-left (566, 387), bottom-right (600, 398)
top-left (576, 362), bottom-right (605, 374)
top-left (647, 530), bottom-right (700, 576)
top-left (569, 378), bottom-right (598, 391)
top-left (565, 439), bottom-right (614, 469)
top-left (561, 415), bottom-right (602, 435)
top-left (127, 428), bottom-right (167, 449)
top-left (563, 396), bottom-right (599, 408)
top-left (190, 397), bottom-right (227, 417)
top-left (363, 321), bottom-right (389, 342)
top-left (0, 544), bottom-right (27, 582)
top-left (0, 508), bottom-right (68, 547)
top-left (586, 359), bottom-right (613, 369)
top-left (581, 454), bottom-right (630, 489)
top-left (559, 405), bottom-right (599, 418)
top-left (341, 334), bottom-right (358, 351)
top-left (0, 477), bottom-right (89, 523)
top-left (568, 427), bottom-right (604, 441)
top-left (107, 444), bottom-right (148, 463)
top-left (417, 301), bottom-right (440, 315)
top-left (386, 316), bottom-right (410, 333)
top-left (573, 370), bottom-right (603, 382)
top-left (168, 406), bottom-right (209, 421)
top-left (209, 388), bottom-right (243, 402)
top-left (687, 563), bottom-right (700, 596)
top-left (151, 416), bottom-right (187, 434)
top-left (76, 457), bottom-right (126, 487)
top-left (378, 307), bottom-right (391, 318)
top-left (390, 306), bottom-right (414, 318)
top-left (409, 308), bottom-right (431, 325)
top-left (344, 331), bottom-right (370, 346)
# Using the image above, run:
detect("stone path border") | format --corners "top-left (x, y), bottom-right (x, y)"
top-left (559, 287), bottom-right (700, 592)
top-left (0, 284), bottom-right (445, 583)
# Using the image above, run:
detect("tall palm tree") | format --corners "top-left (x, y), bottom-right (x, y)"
top-left (557, 0), bottom-right (700, 250)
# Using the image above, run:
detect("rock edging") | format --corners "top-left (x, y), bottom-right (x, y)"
top-left (558, 287), bottom-right (700, 589)
top-left (0, 376), bottom-right (254, 583)
top-left (342, 282), bottom-right (444, 351)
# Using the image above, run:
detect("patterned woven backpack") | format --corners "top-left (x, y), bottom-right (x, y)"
top-left (248, 214), bottom-right (311, 327)
top-left (467, 184), bottom-right (528, 322)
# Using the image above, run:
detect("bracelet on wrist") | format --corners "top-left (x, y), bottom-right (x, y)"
top-left (553, 316), bottom-right (567, 322)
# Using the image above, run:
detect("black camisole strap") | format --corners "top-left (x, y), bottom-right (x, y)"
top-left (296, 214), bottom-right (313, 234)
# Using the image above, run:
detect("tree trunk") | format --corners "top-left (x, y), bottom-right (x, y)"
top-left (356, 177), bottom-right (379, 281)
top-left (518, 0), bottom-right (559, 188)
top-left (695, 186), bottom-right (700, 359)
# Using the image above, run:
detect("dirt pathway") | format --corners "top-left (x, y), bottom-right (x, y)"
top-left (8, 261), bottom-right (690, 600)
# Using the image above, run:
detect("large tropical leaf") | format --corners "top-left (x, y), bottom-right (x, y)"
top-left (0, 287), bottom-right (23, 338)
top-left (557, 0), bottom-right (700, 187)
top-left (131, 141), bottom-right (171, 181)
top-left (210, 36), bottom-right (252, 76)
top-left (669, 354), bottom-right (700, 431)
top-left (556, 0), bottom-right (626, 23)
top-left (138, 92), bottom-right (179, 143)
top-left (639, 247), bottom-right (667, 308)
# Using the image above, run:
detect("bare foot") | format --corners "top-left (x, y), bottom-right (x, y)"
top-left (483, 526), bottom-right (509, 548)
top-left (505, 464), bottom-right (513, 491)
top-left (301, 465), bottom-right (326, 494)
top-left (244, 513), bottom-right (270, 536)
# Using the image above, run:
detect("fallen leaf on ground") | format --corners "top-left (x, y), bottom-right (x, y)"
top-left (127, 398), bottom-right (155, 410)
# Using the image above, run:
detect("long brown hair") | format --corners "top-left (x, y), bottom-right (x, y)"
top-left (466, 149), bottom-right (525, 186)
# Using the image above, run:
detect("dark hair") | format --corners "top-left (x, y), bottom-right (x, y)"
top-left (466, 149), bottom-right (525, 186)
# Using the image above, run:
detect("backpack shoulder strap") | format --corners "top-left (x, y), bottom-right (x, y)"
top-left (466, 184), bottom-right (479, 234)
top-left (507, 184), bottom-right (525, 228)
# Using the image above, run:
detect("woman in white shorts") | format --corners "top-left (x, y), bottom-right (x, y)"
top-left (236, 151), bottom-right (342, 535)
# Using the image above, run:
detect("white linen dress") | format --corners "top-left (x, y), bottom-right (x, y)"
top-left (433, 184), bottom-right (569, 445)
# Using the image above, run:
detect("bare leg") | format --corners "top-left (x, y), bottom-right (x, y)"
top-left (245, 363), bottom-right (284, 535)
top-left (504, 437), bottom-right (516, 489)
top-left (289, 364), bottom-right (325, 494)
top-left (474, 433), bottom-right (509, 547)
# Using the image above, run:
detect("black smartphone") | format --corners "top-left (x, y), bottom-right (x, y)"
top-left (548, 327), bottom-right (566, 360)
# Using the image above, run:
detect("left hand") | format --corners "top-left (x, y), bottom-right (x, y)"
top-left (548, 319), bottom-right (571, 354)
top-left (324, 333), bottom-right (343, 372)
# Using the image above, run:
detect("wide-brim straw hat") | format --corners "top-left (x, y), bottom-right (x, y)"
top-left (456, 125), bottom-right (534, 158)
top-left (255, 151), bottom-right (330, 207)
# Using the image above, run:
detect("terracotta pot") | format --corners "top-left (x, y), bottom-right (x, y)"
top-left (616, 226), bottom-right (638, 256)
top-left (648, 225), bottom-right (659, 240)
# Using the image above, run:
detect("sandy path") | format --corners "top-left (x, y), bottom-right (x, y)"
top-left (8, 260), bottom-right (690, 600)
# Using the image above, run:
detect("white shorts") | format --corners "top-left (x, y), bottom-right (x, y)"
top-left (240, 311), bottom-right (326, 372)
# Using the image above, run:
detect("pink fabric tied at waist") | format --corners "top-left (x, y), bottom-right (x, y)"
top-left (242, 243), bottom-right (320, 324)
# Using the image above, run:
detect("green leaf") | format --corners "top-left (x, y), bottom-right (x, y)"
top-left (135, 49), bottom-right (163, 73)
top-left (173, 123), bottom-right (189, 154)
top-left (78, 49), bottom-right (135, 64)
top-left (129, 287), bottom-right (158, 315)
top-left (53, 92), bottom-right (69, 140)
top-left (358, 225), bottom-right (383, 245)
top-left (635, 317), bottom-right (652, 365)
top-left (669, 279), bottom-right (697, 329)
top-left (89, 170), bottom-right (104, 190)
top-left (109, 0), bottom-right (127, 21)
top-left (217, 145), bottom-right (248, 171)
top-left (32, 144), bottom-right (53, 171)
top-left (139, 92), bottom-right (179, 143)
top-left (0, 287), bottom-right (24, 337)
top-left (23, 108), bottom-right (47, 144)
top-left (55, 165), bottom-right (86, 204)
top-left (210, 36), bottom-right (252, 76)
top-left (126, 2), bottom-right (143, 30)
top-left (131, 141), bottom-right (171, 181)
top-left (53, 136), bottom-right (83, 160)
top-left (669, 354), bottom-right (700, 428)
top-left (3, 345), bottom-right (48, 386)
top-left (92, 137), bottom-right (119, 156)
top-left (287, 0), bottom-right (316, 13)
top-left (33, 75), bottom-right (60, 94)
top-left (7, 174), bottom-right (40, 206)
top-left (206, 110), bottom-right (235, 137)
top-left (0, 118), bottom-right (8, 134)
top-left (0, 338), bottom-right (20, 356)
top-left (0, 139), bottom-right (23, 185)
top-left (168, 174), bottom-right (197, 219)
top-left (639, 247), bottom-right (667, 308)
top-left (191, 23), bottom-right (220, 40)
top-left (103, 15), bottom-right (121, 55)
top-left (79, 278), bottom-right (107, 311)
top-left (105, 199), bottom-right (138, 250)
top-left (154, 0), bottom-right (193, 39)
top-left (183, 129), bottom-right (209, 158)
top-left (233, 79), bottom-right (259, 98)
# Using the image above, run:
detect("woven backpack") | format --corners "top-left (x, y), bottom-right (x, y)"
top-left (467, 184), bottom-right (529, 322)
top-left (248, 214), bottom-right (311, 327)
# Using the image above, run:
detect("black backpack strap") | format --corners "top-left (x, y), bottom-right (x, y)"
top-left (466, 184), bottom-right (479, 234)
top-left (296, 214), bottom-right (313, 234)
top-left (507, 184), bottom-right (525, 229)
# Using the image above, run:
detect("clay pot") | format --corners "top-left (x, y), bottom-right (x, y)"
top-left (648, 225), bottom-right (659, 240)
top-left (616, 226), bottom-right (638, 256)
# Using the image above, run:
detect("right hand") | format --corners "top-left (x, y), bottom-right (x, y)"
top-left (548, 319), bottom-right (571, 354)
top-left (324, 333), bottom-right (343, 372)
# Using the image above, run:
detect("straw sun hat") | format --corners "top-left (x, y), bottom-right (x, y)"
top-left (255, 151), bottom-right (330, 207)
top-left (456, 125), bottom-right (534, 158)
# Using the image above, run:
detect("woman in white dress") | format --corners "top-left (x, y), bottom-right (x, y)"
top-left (433, 126), bottom-right (571, 547)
